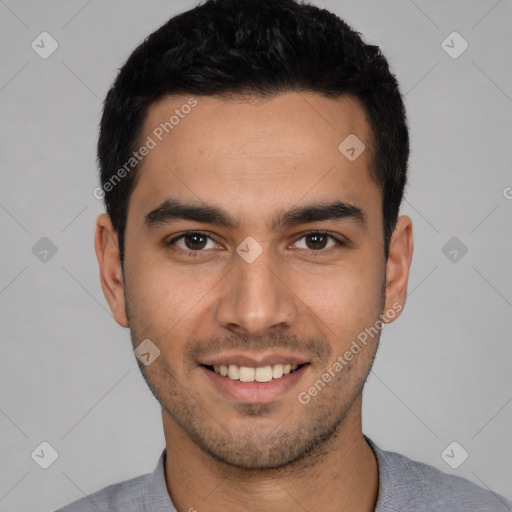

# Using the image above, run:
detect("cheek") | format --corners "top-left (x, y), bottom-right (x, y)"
top-left (291, 257), bottom-right (384, 342)
top-left (126, 255), bottom-right (220, 339)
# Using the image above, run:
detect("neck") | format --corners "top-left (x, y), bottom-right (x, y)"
top-left (162, 395), bottom-right (379, 512)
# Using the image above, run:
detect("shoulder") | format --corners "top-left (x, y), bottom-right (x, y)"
top-left (54, 473), bottom-right (151, 512)
top-left (366, 436), bottom-right (512, 512)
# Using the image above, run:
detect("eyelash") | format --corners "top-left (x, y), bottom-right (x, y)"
top-left (165, 231), bottom-right (346, 258)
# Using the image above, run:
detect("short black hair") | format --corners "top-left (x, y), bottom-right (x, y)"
top-left (98, 0), bottom-right (409, 266)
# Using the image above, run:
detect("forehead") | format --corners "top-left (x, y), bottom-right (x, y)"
top-left (129, 91), bottom-right (379, 226)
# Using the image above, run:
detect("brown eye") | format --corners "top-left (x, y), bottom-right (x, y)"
top-left (293, 232), bottom-right (344, 254)
top-left (305, 233), bottom-right (328, 250)
top-left (167, 232), bottom-right (216, 253)
top-left (181, 233), bottom-right (208, 250)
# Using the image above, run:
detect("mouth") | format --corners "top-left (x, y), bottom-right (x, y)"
top-left (202, 363), bottom-right (308, 383)
top-left (199, 360), bottom-right (311, 403)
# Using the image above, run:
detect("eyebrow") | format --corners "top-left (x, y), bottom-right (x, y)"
top-left (144, 198), bottom-right (366, 231)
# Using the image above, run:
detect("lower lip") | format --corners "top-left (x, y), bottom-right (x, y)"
top-left (200, 365), bottom-right (309, 403)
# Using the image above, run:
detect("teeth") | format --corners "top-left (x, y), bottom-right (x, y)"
top-left (255, 366), bottom-right (273, 382)
top-left (239, 367), bottom-right (255, 382)
top-left (228, 364), bottom-right (239, 380)
top-left (272, 364), bottom-right (284, 379)
top-left (212, 363), bottom-right (303, 382)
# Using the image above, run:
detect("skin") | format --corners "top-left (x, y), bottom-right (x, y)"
top-left (95, 91), bottom-right (413, 512)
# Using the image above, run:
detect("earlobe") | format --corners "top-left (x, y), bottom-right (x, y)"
top-left (94, 213), bottom-right (129, 327)
top-left (383, 215), bottom-right (413, 323)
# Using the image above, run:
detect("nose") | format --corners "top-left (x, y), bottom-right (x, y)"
top-left (214, 242), bottom-right (298, 339)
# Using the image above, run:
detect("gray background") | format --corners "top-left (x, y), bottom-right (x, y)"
top-left (1, 0), bottom-right (511, 510)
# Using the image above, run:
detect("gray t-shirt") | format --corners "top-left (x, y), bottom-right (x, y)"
top-left (55, 435), bottom-right (512, 511)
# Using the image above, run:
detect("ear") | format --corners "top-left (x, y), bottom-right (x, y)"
top-left (383, 215), bottom-right (413, 323)
top-left (94, 213), bottom-right (129, 327)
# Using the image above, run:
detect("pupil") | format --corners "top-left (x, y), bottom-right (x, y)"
top-left (186, 234), bottom-right (206, 250)
top-left (307, 234), bottom-right (326, 250)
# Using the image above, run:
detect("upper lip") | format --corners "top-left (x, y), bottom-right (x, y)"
top-left (199, 352), bottom-right (309, 368)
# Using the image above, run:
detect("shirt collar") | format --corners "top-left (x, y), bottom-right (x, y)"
top-left (146, 448), bottom-right (176, 512)
top-left (364, 434), bottom-right (399, 511)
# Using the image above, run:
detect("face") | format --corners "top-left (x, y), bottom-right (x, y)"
top-left (96, 91), bottom-right (413, 470)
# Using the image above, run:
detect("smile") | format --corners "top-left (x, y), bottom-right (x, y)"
top-left (200, 362), bottom-right (310, 403)
top-left (204, 363), bottom-right (304, 382)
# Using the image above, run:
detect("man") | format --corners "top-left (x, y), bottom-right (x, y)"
top-left (56, 0), bottom-right (511, 510)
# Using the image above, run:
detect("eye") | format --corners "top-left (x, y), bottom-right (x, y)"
top-left (293, 231), bottom-right (344, 253)
top-left (167, 232), bottom-right (218, 254)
